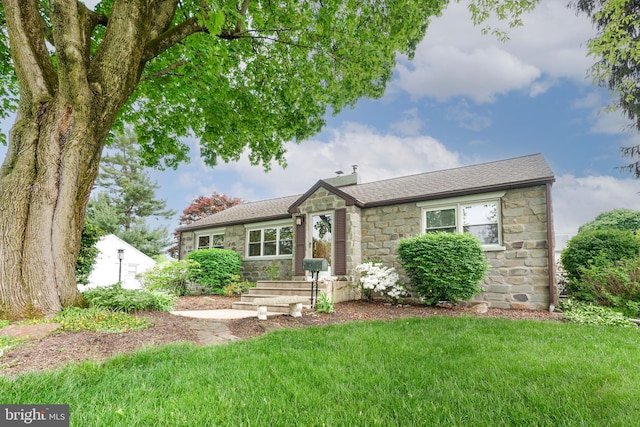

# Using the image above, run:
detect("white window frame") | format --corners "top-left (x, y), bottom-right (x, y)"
top-left (417, 191), bottom-right (505, 251)
top-left (245, 219), bottom-right (294, 259)
top-left (195, 228), bottom-right (226, 250)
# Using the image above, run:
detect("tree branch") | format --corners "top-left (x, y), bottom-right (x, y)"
top-left (77, 1), bottom-right (108, 67)
top-left (234, 0), bottom-right (251, 33)
top-left (2, 0), bottom-right (57, 100)
top-left (142, 15), bottom-right (208, 62)
top-left (141, 58), bottom-right (188, 81)
top-left (50, 0), bottom-right (92, 104)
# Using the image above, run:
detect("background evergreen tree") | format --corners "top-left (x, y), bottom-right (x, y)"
top-left (88, 129), bottom-right (176, 257)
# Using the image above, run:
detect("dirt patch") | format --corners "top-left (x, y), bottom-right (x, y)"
top-left (1, 296), bottom-right (561, 377)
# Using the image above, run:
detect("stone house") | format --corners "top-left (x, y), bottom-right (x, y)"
top-left (177, 153), bottom-right (557, 311)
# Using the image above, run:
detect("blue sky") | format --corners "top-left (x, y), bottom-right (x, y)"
top-left (3, 1), bottom-right (640, 241)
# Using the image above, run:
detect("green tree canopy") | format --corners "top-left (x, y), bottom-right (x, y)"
top-left (578, 208), bottom-right (640, 233)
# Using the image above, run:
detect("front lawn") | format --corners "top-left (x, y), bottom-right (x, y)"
top-left (2, 316), bottom-right (639, 426)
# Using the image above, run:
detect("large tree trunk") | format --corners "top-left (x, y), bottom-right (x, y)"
top-left (0, 0), bottom-right (184, 319)
top-left (0, 99), bottom-right (103, 319)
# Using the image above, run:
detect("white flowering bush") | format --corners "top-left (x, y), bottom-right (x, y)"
top-left (354, 262), bottom-right (405, 303)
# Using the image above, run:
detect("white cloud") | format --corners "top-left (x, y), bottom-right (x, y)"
top-left (396, 45), bottom-right (540, 103)
top-left (446, 102), bottom-right (492, 131)
top-left (200, 123), bottom-right (461, 199)
top-left (394, 1), bottom-right (595, 103)
top-left (553, 174), bottom-right (640, 235)
top-left (390, 109), bottom-right (424, 136)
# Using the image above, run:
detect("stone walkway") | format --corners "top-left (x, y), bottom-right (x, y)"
top-left (171, 309), bottom-right (283, 346)
top-left (181, 318), bottom-right (242, 346)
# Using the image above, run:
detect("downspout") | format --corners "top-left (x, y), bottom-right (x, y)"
top-left (545, 182), bottom-right (556, 312)
top-left (178, 231), bottom-right (183, 260)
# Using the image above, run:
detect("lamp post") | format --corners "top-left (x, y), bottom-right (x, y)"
top-left (117, 249), bottom-right (124, 283)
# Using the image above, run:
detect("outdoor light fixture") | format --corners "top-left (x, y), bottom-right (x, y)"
top-left (296, 215), bottom-right (304, 226)
top-left (117, 249), bottom-right (124, 283)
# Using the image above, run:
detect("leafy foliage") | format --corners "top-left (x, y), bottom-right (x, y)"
top-left (560, 299), bottom-right (635, 327)
top-left (578, 208), bottom-right (640, 233)
top-left (222, 280), bottom-right (256, 296)
top-left (573, 1), bottom-right (640, 176)
top-left (88, 130), bottom-right (175, 257)
top-left (138, 259), bottom-right (200, 296)
top-left (315, 292), bottom-right (335, 313)
top-left (82, 283), bottom-right (177, 313)
top-left (179, 193), bottom-right (243, 225)
top-left (398, 232), bottom-right (487, 305)
top-left (75, 223), bottom-right (104, 286)
top-left (186, 249), bottom-right (242, 292)
top-left (573, 256), bottom-right (640, 316)
top-left (560, 229), bottom-right (640, 286)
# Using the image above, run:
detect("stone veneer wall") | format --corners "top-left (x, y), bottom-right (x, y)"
top-left (295, 187), bottom-right (362, 279)
top-left (475, 186), bottom-right (551, 310)
top-left (360, 185), bottom-right (552, 311)
top-left (180, 224), bottom-right (295, 282)
top-left (361, 203), bottom-right (421, 272)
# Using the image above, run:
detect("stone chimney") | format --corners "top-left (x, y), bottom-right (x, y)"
top-left (323, 166), bottom-right (360, 187)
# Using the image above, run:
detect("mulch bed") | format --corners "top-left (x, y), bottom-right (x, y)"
top-left (0, 296), bottom-right (562, 377)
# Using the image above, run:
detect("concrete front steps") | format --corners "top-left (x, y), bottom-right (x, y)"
top-left (232, 280), bottom-right (327, 314)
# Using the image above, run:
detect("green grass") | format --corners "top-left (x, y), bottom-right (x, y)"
top-left (2, 317), bottom-right (640, 426)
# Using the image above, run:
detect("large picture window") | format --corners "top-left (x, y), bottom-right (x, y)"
top-left (246, 224), bottom-right (293, 258)
top-left (419, 192), bottom-right (504, 248)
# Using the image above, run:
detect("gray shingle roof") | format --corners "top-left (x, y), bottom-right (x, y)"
top-left (178, 195), bottom-right (300, 231)
top-left (179, 153), bottom-right (554, 231)
top-left (340, 153), bottom-right (554, 206)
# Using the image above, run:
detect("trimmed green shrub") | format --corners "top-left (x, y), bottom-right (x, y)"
top-left (560, 229), bottom-right (640, 287)
top-left (398, 232), bottom-right (487, 305)
top-left (138, 259), bottom-right (200, 296)
top-left (82, 283), bottom-right (177, 312)
top-left (186, 249), bottom-right (242, 293)
top-left (576, 256), bottom-right (640, 316)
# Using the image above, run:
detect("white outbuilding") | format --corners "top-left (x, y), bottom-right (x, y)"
top-left (84, 234), bottom-right (156, 290)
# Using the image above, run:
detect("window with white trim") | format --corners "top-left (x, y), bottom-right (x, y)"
top-left (196, 232), bottom-right (224, 249)
top-left (247, 225), bottom-right (293, 258)
top-left (419, 192), bottom-right (504, 249)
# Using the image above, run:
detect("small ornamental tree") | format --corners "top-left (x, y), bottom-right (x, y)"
top-left (186, 249), bottom-right (242, 293)
top-left (398, 232), bottom-right (487, 305)
top-left (169, 192), bottom-right (243, 257)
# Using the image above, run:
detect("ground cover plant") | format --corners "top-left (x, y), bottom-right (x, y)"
top-left (2, 317), bottom-right (639, 426)
top-left (83, 283), bottom-right (176, 312)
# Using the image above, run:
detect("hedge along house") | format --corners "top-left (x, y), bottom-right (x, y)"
top-left (178, 153), bottom-right (557, 311)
